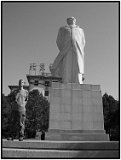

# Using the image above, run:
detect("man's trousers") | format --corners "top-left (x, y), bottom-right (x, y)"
top-left (9, 110), bottom-right (26, 139)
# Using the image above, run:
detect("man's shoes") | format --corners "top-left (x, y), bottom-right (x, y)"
top-left (19, 137), bottom-right (23, 141)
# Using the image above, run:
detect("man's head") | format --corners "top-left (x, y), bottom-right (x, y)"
top-left (19, 79), bottom-right (24, 87)
top-left (66, 17), bottom-right (76, 26)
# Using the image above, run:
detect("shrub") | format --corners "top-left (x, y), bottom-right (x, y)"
top-left (25, 89), bottom-right (49, 138)
top-left (2, 94), bottom-right (11, 138)
top-left (102, 93), bottom-right (119, 141)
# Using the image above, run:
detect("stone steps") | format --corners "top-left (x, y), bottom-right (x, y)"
top-left (2, 148), bottom-right (119, 158)
top-left (45, 132), bottom-right (109, 141)
top-left (2, 139), bottom-right (119, 158)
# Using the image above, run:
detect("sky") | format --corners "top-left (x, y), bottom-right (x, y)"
top-left (2, 2), bottom-right (119, 99)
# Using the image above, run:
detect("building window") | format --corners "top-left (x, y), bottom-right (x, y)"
top-left (45, 91), bottom-right (49, 96)
top-left (35, 80), bottom-right (38, 86)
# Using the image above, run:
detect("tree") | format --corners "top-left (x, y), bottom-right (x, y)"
top-left (2, 94), bottom-right (11, 138)
top-left (102, 93), bottom-right (110, 134)
top-left (7, 89), bottom-right (19, 111)
top-left (2, 90), bottom-right (20, 138)
top-left (102, 93), bottom-right (119, 141)
top-left (2, 89), bottom-right (50, 139)
top-left (25, 89), bottom-right (49, 138)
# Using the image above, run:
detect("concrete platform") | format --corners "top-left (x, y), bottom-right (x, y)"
top-left (45, 129), bottom-right (109, 141)
top-left (2, 139), bottom-right (119, 158)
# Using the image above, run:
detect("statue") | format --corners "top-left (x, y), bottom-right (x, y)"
top-left (50, 17), bottom-right (85, 84)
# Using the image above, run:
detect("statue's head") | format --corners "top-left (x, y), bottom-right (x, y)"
top-left (19, 79), bottom-right (24, 87)
top-left (66, 17), bottom-right (76, 25)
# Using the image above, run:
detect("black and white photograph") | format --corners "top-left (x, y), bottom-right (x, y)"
top-left (2, 1), bottom-right (119, 158)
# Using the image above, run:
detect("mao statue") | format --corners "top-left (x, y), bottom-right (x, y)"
top-left (50, 17), bottom-right (85, 84)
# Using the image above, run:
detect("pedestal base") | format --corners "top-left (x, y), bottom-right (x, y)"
top-left (45, 129), bottom-right (109, 141)
top-left (48, 83), bottom-right (108, 141)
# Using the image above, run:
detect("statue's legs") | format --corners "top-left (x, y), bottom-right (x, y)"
top-left (78, 73), bottom-right (83, 84)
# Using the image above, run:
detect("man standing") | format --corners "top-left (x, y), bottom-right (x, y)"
top-left (8, 79), bottom-right (28, 141)
top-left (50, 17), bottom-right (85, 84)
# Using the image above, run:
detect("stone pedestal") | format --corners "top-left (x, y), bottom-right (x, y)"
top-left (46, 82), bottom-right (109, 141)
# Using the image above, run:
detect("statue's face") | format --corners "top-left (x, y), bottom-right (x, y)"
top-left (67, 18), bottom-right (76, 25)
